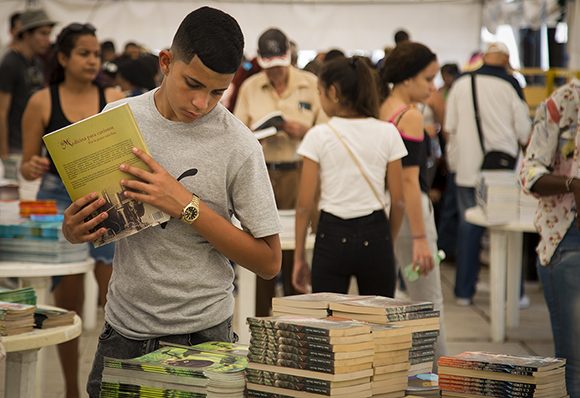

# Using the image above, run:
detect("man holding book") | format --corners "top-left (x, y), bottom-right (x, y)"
top-left (59, 7), bottom-right (282, 397)
top-left (234, 28), bottom-right (325, 315)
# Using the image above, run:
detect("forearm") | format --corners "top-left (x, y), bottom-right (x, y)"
top-left (402, 179), bottom-right (426, 237)
top-left (389, 198), bottom-right (405, 241)
top-left (193, 201), bottom-right (281, 279)
top-left (531, 174), bottom-right (578, 196)
top-left (294, 204), bottom-right (312, 260)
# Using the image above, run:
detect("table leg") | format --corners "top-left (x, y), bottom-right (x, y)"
top-left (83, 271), bottom-right (98, 330)
top-left (235, 266), bottom-right (255, 344)
top-left (490, 230), bottom-right (507, 343)
top-left (5, 349), bottom-right (38, 398)
top-left (506, 231), bottom-right (523, 328)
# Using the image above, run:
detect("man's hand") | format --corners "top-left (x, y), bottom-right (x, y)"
top-left (412, 237), bottom-right (435, 275)
top-left (282, 120), bottom-right (309, 139)
top-left (21, 155), bottom-right (50, 180)
top-left (292, 256), bottom-right (311, 294)
top-left (63, 193), bottom-right (109, 244)
top-left (119, 147), bottom-right (192, 218)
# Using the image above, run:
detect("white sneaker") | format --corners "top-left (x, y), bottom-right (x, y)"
top-left (455, 298), bottom-right (472, 307)
top-left (519, 294), bottom-right (531, 309)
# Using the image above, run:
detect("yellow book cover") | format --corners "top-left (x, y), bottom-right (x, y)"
top-left (42, 103), bottom-right (170, 247)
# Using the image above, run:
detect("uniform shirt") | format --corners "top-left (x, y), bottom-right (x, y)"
top-left (234, 66), bottom-right (325, 163)
top-left (103, 90), bottom-right (280, 339)
top-left (445, 65), bottom-right (531, 187)
top-left (520, 79), bottom-right (580, 266)
top-left (298, 117), bottom-right (407, 219)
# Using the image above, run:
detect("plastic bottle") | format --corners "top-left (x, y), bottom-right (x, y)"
top-left (403, 250), bottom-right (446, 282)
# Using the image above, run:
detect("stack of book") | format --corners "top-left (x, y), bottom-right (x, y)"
top-left (34, 307), bottom-right (75, 328)
top-left (19, 200), bottom-right (58, 217)
top-left (369, 324), bottom-right (412, 397)
top-left (0, 286), bottom-right (37, 305)
top-left (246, 315), bottom-right (375, 397)
top-left (438, 351), bottom-right (567, 397)
top-left (328, 296), bottom-right (440, 376)
top-left (272, 292), bottom-right (352, 318)
top-left (0, 301), bottom-right (35, 336)
top-left (476, 171), bottom-right (519, 224)
top-left (0, 216), bottom-right (88, 263)
top-left (100, 342), bottom-right (248, 397)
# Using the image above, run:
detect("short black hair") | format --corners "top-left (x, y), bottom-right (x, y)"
top-left (324, 49), bottom-right (345, 63)
top-left (394, 29), bottom-right (410, 44)
top-left (171, 6), bottom-right (244, 74)
top-left (101, 40), bottom-right (115, 53)
top-left (9, 12), bottom-right (21, 31)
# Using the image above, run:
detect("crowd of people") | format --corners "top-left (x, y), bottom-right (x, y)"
top-left (0, 5), bottom-right (579, 398)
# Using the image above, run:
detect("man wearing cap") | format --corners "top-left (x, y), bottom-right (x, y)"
top-left (0, 8), bottom-right (55, 165)
top-left (445, 42), bottom-right (531, 306)
top-left (234, 28), bottom-right (324, 316)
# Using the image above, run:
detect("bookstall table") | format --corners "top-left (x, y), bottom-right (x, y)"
top-left (0, 258), bottom-right (96, 330)
top-left (464, 207), bottom-right (536, 342)
top-left (2, 308), bottom-right (82, 398)
top-left (236, 210), bottom-right (315, 344)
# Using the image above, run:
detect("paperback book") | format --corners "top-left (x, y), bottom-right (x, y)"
top-left (43, 103), bottom-right (170, 247)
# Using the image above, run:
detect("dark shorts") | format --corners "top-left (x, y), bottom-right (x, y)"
top-left (87, 316), bottom-right (237, 397)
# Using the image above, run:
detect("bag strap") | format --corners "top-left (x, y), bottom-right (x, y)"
top-left (327, 123), bottom-right (387, 210)
top-left (470, 72), bottom-right (486, 154)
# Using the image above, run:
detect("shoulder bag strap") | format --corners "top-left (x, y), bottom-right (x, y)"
top-left (470, 72), bottom-right (486, 154)
top-left (327, 123), bottom-right (387, 211)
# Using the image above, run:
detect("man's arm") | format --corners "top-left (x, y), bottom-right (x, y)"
top-left (0, 91), bottom-right (12, 159)
top-left (62, 147), bottom-right (282, 280)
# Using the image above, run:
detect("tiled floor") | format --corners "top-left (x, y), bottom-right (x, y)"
top-left (38, 261), bottom-right (554, 398)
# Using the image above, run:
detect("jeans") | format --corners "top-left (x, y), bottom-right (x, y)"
top-left (311, 210), bottom-right (396, 297)
top-left (537, 225), bottom-right (580, 398)
top-left (455, 186), bottom-right (484, 299)
top-left (87, 316), bottom-right (236, 397)
top-left (437, 172), bottom-right (458, 259)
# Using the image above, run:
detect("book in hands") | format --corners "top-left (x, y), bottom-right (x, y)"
top-left (42, 103), bottom-right (170, 248)
top-left (251, 111), bottom-right (285, 140)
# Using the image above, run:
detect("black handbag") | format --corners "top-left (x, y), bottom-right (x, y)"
top-left (470, 73), bottom-right (517, 170)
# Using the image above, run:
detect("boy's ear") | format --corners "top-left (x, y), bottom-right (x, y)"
top-left (159, 49), bottom-right (173, 75)
top-left (329, 85), bottom-right (340, 103)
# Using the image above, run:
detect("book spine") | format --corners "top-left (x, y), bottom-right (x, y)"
top-left (250, 336), bottom-right (334, 353)
top-left (246, 368), bottom-right (335, 394)
top-left (249, 344), bottom-right (335, 360)
top-left (437, 359), bottom-right (538, 376)
top-left (248, 353), bottom-right (335, 373)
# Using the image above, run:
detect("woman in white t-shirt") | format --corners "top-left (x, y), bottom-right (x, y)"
top-left (292, 56), bottom-right (407, 296)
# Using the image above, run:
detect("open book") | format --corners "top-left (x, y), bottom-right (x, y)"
top-left (251, 110), bottom-right (285, 140)
top-left (43, 103), bottom-right (170, 247)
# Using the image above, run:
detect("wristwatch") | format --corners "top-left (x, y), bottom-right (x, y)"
top-left (180, 194), bottom-right (200, 224)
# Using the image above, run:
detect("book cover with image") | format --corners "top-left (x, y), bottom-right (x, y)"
top-left (43, 103), bottom-right (170, 247)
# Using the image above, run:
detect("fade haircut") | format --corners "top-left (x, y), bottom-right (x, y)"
top-left (171, 6), bottom-right (244, 74)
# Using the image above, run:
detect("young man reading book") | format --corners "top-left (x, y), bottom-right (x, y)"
top-left (60, 7), bottom-right (282, 397)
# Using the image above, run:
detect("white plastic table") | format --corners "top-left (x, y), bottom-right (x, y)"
top-left (0, 258), bottom-right (96, 330)
top-left (3, 309), bottom-right (82, 398)
top-left (235, 210), bottom-right (315, 344)
top-left (464, 207), bottom-right (536, 342)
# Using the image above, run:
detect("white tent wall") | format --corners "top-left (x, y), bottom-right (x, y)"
top-left (0, 0), bottom-right (482, 66)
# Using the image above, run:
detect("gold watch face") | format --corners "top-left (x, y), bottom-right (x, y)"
top-left (182, 205), bottom-right (199, 223)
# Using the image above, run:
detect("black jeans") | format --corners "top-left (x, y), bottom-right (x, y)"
top-left (87, 316), bottom-right (236, 397)
top-left (311, 210), bottom-right (396, 297)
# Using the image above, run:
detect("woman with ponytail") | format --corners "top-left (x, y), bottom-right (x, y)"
top-left (20, 23), bottom-right (123, 398)
top-left (379, 42), bottom-right (447, 365)
top-left (293, 56), bottom-right (406, 296)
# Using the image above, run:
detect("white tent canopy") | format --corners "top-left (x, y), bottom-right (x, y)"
top-left (0, 0), bottom-right (482, 66)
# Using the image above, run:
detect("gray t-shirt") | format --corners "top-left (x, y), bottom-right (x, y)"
top-left (103, 90), bottom-right (280, 339)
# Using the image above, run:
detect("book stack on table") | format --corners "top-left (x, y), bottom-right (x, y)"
top-left (437, 352), bottom-right (568, 397)
top-left (328, 296), bottom-right (440, 376)
top-left (0, 214), bottom-right (89, 263)
top-left (0, 286), bottom-right (37, 305)
top-left (367, 324), bottom-right (412, 397)
top-left (0, 301), bottom-right (35, 336)
top-left (272, 292), bottom-right (353, 318)
top-left (246, 315), bottom-right (375, 397)
top-left (34, 306), bottom-right (75, 328)
top-left (100, 341), bottom-right (248, 397)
